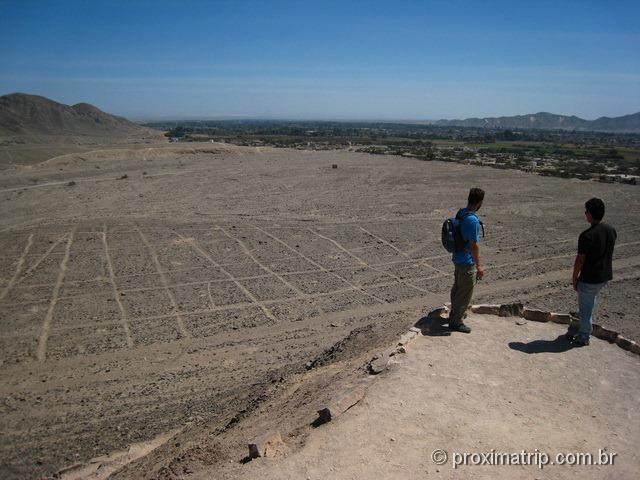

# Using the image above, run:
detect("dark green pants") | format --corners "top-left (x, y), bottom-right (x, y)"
top-left (449, 264), bottom-right (477, 326)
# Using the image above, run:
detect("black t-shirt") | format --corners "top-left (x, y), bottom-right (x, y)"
top-left (578, 222), bottom-right (617, 283)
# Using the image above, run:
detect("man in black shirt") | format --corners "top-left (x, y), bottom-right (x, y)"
top-left (568, 198), bottom-right (617, 346)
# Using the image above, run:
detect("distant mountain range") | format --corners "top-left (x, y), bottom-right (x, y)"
top-left (1, 93), bottom-right (639, 136)
top-left (433, 111), bottom-right (640, 133)
top-left (0, 93), bottom-right (160, 141)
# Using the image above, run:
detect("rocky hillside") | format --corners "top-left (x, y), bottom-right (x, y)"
top-left (0, 93), bottom-right (160, 140)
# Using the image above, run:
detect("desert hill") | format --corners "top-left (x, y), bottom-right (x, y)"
top-left (434, 111), bottom-right (640, 133)
top-left (0, 93), bottom-right (160, 141)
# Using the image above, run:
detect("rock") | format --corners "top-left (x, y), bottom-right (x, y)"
top-left (368, 356), bottom-right (389, 374)
top-left (409, 327), bottom-right (422, 334)
top-left (592, 324), bottom-right (619, 343)
top-left (471, 304), bottom-right (500, 315)
top-left (316, 385), bottom-right (366, 423)
top-left (515, 319), bottom-right (527, 326)
top-left (332, 164), bottom-right (338, 169)
top-left (616, 335), bottom-right (640, 355)
top-left (523, 308), bottom-right (550, 322)
top-left (398, 331), bottom-right (418, 346)
top-left (248, 431), bottom-right (285, 459)
top-left (368, 350), bottom-right (393, 374)
top-left (498, 303), bottom-right (523, 317)
top-left (616, 336), bottom-right (634, 351)
top-left (549, 313), bottom-right (572, 325)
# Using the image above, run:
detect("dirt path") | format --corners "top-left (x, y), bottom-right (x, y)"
top-left (234, 314), bottom-right (640, 480)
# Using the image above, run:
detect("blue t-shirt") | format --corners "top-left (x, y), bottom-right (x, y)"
top-left (452, 208), bottom-right (480, 266)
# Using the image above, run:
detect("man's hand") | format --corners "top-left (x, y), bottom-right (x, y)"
top-left (572, 254), bottom-right (585, 292)
top-left (470, 241), bottom-right (483, 280)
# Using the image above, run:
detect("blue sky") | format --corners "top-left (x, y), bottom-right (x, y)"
top-left (1, 0), bottom-right (638, 120)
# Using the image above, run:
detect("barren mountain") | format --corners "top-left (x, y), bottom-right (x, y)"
top-left (0, 93), bottom-right (161, 142)
top-left (434, 111), bottom-right (640, 133)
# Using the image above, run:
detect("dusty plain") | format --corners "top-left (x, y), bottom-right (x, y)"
top-left (0, 143), bottom-right (638, 478)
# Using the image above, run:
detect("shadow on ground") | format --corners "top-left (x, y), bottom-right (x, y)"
top-left (508, 335), bottom-right (574, 354)
top-left (414, 315), bottom-right (452, 337)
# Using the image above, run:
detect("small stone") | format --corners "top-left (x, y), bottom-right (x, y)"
top-left (398, 331), bottom-right (417, 346)
top-left (248, 431), bottom-right (285, 459)
top-left (523, 308), bottom-right (550, 322)
top-left (616, 336), bottom-right (633, 351)
top-left (368, 350), bottom-right (393, 374)
top-left (549, 313), bottom-right (572, 325)
top-left (499, 303), bottom-right (523, 317)
top-left (317, 385), bottom-right (366, 423)
top-left (616, 335), bottom-right (640, 354)
top-left (470, 304), bottom-right (501, 315)
top-left (592, 324), bottom-right (619, 343)
top-left (515, 319), bottom-right (526, 326)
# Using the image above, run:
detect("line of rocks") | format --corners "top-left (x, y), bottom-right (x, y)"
top-left (470, 303), bottom-right (640, 355)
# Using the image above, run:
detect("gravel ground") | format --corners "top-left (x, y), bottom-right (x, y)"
top-left (1, 143), bottom-right (638, 478)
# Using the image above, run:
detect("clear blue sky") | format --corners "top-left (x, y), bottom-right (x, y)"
top-left (1, 0), bottom-right (638, 120)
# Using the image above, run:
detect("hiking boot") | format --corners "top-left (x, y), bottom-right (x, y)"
top-left (571, 337), bottom-right (590, 347)
top-left (448, 323), bottom-right (471, 333)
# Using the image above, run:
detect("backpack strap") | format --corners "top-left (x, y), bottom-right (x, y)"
top-left (456, 210), bottom-right (485, 240)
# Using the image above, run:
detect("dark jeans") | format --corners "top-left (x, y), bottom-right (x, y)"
top-left (449, 264), bottom-right (476, 326)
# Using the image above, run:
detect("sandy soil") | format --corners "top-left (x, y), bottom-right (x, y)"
top-left (233, 314), bottom-right (640, 480)
top-left (0, 144), bottom-right (638, 478)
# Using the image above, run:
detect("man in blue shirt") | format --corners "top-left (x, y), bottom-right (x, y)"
top-left (449, 188), bottom-right (485, 333)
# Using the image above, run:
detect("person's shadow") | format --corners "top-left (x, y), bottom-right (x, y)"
top-left (508, 335), bottom-right (574, 354)
top-left (414, 314), bottom-right (451, 336)
top-left (414, 313), bottom-right (575, 354)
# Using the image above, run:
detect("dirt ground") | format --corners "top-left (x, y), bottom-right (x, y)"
top-left (233, 314), bottom-right (640, 480)
top-left (0, 143), bottom-right (638, 478)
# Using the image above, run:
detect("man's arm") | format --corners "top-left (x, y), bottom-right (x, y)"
top-left (470, 241), bottom-right (484, 279)
top-left (572, 254), bottom-right (586, 290)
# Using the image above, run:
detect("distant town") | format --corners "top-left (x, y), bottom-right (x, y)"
top-left (148, 120), bottom-right (640, 185)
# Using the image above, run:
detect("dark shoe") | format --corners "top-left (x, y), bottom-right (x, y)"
top-left (571, 337), bottom-right (590, 347)
top-left (449, 323), bottom-right (471, 333)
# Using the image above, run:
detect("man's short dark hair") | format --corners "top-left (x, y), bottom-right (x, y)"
top-left (585, 197), bottom-right (605, 221)
top-left (468, 187), bottom-right (485, 206)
